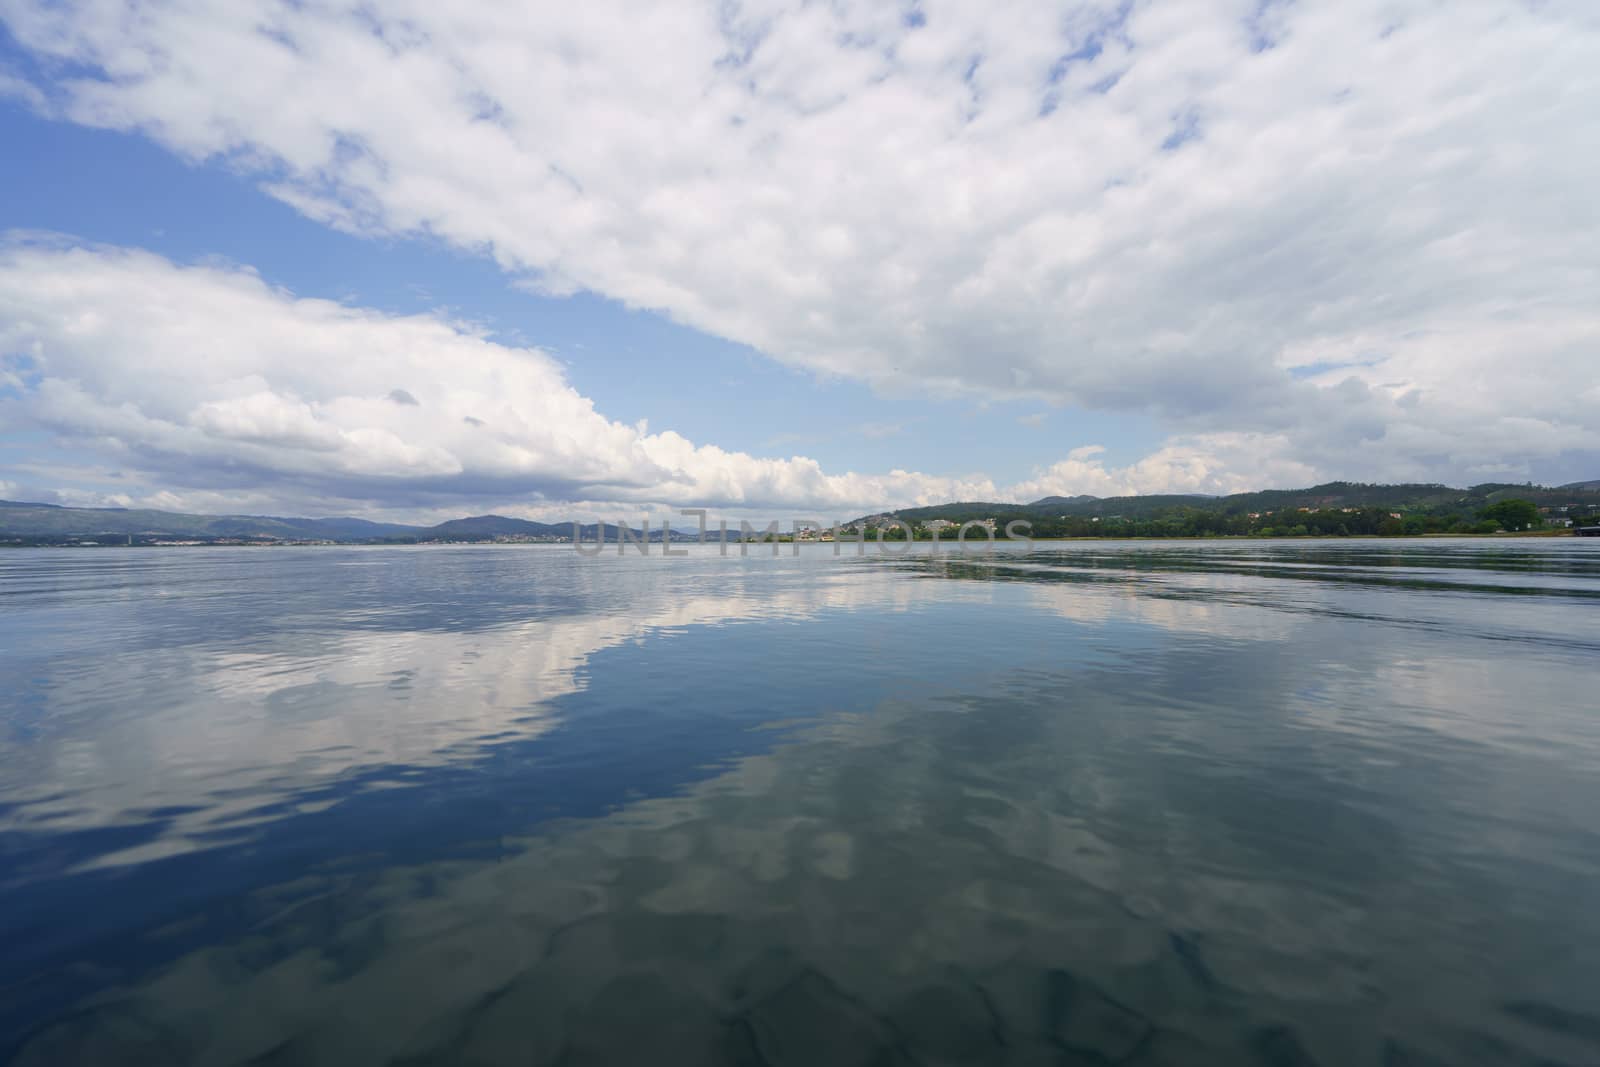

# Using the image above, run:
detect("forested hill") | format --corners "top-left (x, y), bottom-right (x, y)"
top-left (857, 481), bottom-right (1600, 537)
top-left (4, 478), bottom-right (1598, 545)
top-left (0, 501), bottom-right (663, 545)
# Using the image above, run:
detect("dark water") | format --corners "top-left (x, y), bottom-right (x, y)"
top-left (2, 540), bottom-right (1598, 1066)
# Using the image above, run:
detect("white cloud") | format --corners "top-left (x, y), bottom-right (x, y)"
top-left (0, 239), bottom-right (1008, 515)
top-left (2, 0), bottom-right (1599, 497)
top-left (0, 240), bottom-right (1351, 517)
top-left (1009, 433), bottom-right (1319, 500)
top-left (0, 66), bottom-right (45, 108)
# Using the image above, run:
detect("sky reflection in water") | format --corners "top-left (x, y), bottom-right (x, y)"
top-left (2, 541), bottom-right (1599, 1065)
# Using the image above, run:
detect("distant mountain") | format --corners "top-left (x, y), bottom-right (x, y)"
top-left (0, 500), bottom-right (698, 544)
top-left (399, 515), bottom-right (696, 542)
top-left (0, 500), bottom-right (423, 541)
top-left (1027, 494), bottom-right (1100, 508)
top-left (7, 477), bottom-right (1600, 546)
top-left (425, 515), bottom-right (572, 539)
top-left (854, 480), bottom-right (1600, 527)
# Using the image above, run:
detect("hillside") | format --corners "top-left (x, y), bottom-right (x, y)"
top-left (4, 477), bottom-right (1597, 545)
top-left (0, 500), bottom-right (422, 541)
top-left (0, 501), bottom-right (706, 545)
top-left (865, 481), bottom-right (1600, 524)
top-left (853, 480), bottom-right (1600, 538)
top-left (423, 515), bottom-right (574, 540)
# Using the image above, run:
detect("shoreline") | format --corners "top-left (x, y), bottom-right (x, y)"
top-left (2, 529), bottom-right (1587, 549)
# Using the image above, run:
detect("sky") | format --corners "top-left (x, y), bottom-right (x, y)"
top-left (0, 0), bottom-right (1597, 523)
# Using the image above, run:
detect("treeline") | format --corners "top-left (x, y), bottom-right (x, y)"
top-left (878, 480), bottom-right (1600, 530)
top-left (873, 498), bottom-right (1597, 540)
top-left (1026, 507), bottom-right (1490, 539)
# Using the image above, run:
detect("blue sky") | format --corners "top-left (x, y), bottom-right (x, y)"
top-left (0, 94), bottom-right (1155, 509)
top-left (0, 2), bottom-right (1596, 520)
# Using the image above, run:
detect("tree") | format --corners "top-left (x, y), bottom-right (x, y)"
top-left (1479, 499), bottom-right (1542, 532)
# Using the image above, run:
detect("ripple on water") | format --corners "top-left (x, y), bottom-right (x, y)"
top-left (2, 542), bottom-right (1599, 1065)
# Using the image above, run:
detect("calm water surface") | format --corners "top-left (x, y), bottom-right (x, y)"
top-left (2, 540), bottom-right (1598, 1065)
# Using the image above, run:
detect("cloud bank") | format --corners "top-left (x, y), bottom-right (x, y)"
top-left (2, 240), bottom-right (1330, 517)
top-left (2, 0), bottom-right (1599, 508)
top-left (0, 240), bottom-right (1000, 516)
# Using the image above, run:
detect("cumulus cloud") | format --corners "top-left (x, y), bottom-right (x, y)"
top-left (1009, 434), bottom-right (1319, 500)
top-left (0, 239), bottom-right (999, 515)
top-left (2, 0), bottom-right (1599, 497)
top-left (0, 240), bottom-right (1337, 517)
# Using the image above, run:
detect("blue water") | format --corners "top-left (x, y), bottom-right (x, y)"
top-left (2, 540), bottom-right (1598, 1065)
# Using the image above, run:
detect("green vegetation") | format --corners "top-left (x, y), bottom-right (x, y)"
top-left (1478, 498), bottom-right (1541, 532)
top-left (4, 480), bottom-right (1598, 546)
top-left (860, 483), bottom-right (1600, 540)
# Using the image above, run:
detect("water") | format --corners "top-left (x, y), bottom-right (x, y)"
top-left (1, 540), bottom-right (1598, 1065)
